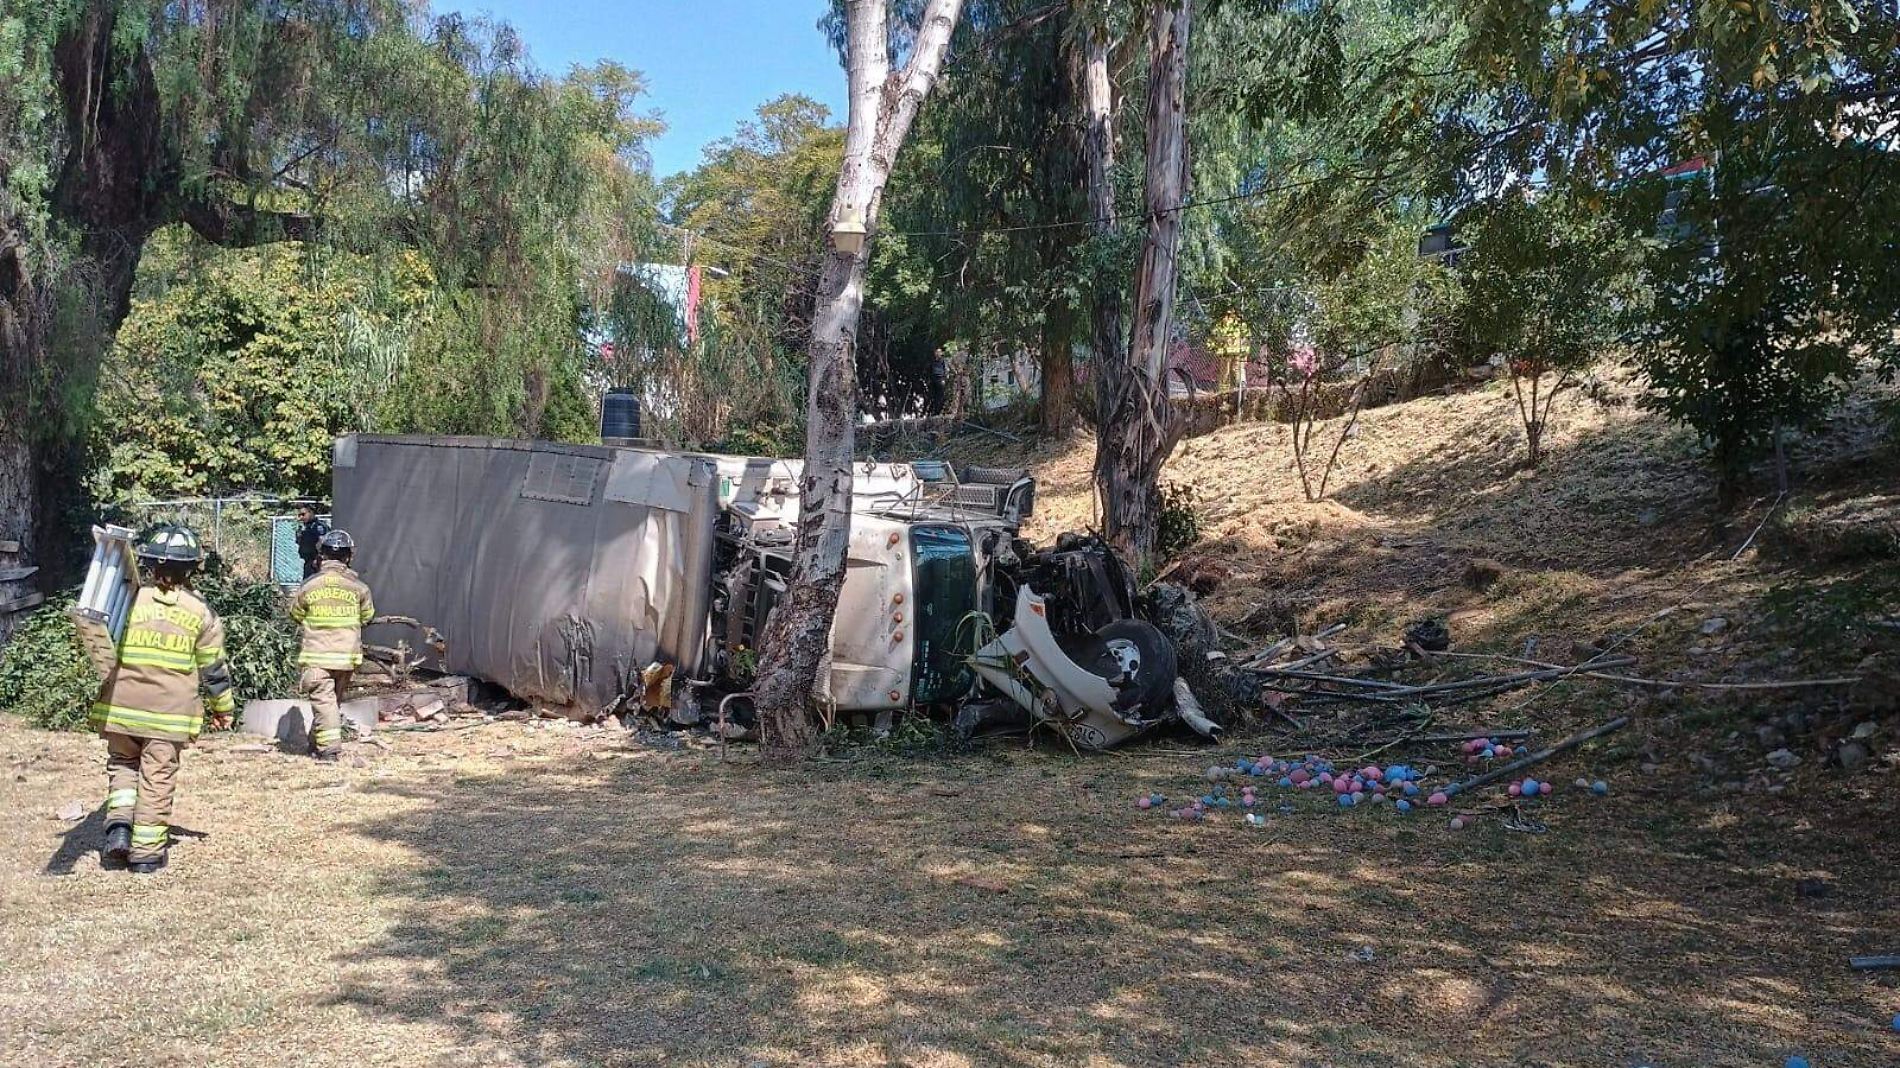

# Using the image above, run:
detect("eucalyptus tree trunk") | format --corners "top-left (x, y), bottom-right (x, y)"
top-left (1081, 30), bottom-right (1123, 377)
top-left (1092, 0), bottom-right (1192, 566)
top-left (751, 0), bottom-right (966, 757)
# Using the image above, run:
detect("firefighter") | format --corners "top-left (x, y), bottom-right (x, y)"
top-left (93, 525), bottom-right (236, 874)
top-left (289, 529), bottom-right (374, 761)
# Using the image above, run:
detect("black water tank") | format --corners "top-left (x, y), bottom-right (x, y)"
top-left (600, 388), bottom-right (641, 441)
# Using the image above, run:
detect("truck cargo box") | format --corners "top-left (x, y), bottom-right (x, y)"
top-left (332, 435), bottom-right (719, 712)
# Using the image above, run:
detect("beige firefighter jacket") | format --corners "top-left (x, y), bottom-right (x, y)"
top-left (291, 561), bottom-right (375, 669)
top-left (90, 586), bottom-right (235, 742)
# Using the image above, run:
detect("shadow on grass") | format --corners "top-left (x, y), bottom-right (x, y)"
top-left (327, 750), bottom-right (1898, 1068)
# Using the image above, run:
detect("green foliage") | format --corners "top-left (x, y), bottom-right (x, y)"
top-left (1456, 190), bottom-right (1644, 375)
top-left (1156, 481), bottom-right (1203, 562)
top-left (655, 94), bottom-right (842, 445)
top-left (0, 597), bottom-right (97, 732)
top-left (820, 713), bottom-right (962, 758)
top-left (1454, 0), bottom-right (1900, 496)
top-left (196, 574), bottom-right (300, 703)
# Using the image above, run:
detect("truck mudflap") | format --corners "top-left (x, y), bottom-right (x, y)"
top-left (968, 586), bottom-right (1181, 750)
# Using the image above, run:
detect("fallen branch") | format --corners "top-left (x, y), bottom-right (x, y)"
top-left (1412, 729), bottom-right (1532, 744)
top-left (1451, 716), bottom-right (1630, 794)
top-left (1352, 712), bottom-right (1436, 764)
top-left (1849, 955), bottom-right (1900, 971)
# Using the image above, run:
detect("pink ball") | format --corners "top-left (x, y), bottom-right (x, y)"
top-left (1463, 739), bottom-right (1483, 754)
top-left (1508, 782), bottom-right (1523, 797)
top-left (1137, 797), bottom-right (1153, 809)
top-left (1427, 791), bottom-right (1448, 806)
top-left (1496, 745), bottom-right (1514, 757)
top-left (1333, 778), bottom-right (1351, 794)
top-left (1363, 766), bottom-right (1383, 781)
top-left (1290, 769), bottom-right (1311, 784)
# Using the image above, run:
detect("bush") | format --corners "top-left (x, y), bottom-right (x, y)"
top-left (197, 575), bottom-right (300, 703)
top-left (1156, 481), bottom-right (1203, 562)
top-left (0, 596), bottom-right (99, 731)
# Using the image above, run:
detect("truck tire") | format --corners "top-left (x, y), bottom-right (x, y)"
top-left (1079, 619), bottom-right (1178, 714)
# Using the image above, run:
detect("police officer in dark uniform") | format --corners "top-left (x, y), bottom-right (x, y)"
top-left (295, 504), bottom-right (330, 580)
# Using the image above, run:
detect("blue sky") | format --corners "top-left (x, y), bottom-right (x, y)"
top-left (445, 1), bottom-right (846, 178)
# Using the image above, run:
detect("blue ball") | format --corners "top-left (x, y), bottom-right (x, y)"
top-left (1786, 1056), bottom-right (1810, 1068)
top-left (1445, 783), bottom-right (1461, 796)
top-left (1338, 794), bottom-right (1356, 807)
top-left (1395, 799), bottom-right (1412, 813)
top-left (1403, 782), bottom-right (1420, 797)
top-left (1279, 776), bottom-right (1295, 788)
top-left (1201, 794), bottom-right (1217, 806)
top-left (1522, 780), bottom-right (1541, 797)
top-left (1591, 780), bottom-right (1609, 795)
top-left (1891, 1012), bottom-right (1900, 1032)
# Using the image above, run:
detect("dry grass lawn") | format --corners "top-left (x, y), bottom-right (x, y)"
top-left (3, 712), bottom-right (1897, 1068)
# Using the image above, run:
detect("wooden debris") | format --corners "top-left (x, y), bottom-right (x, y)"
top-left (0, 592), bottom-right (44, 614)
top-left (1451, 716), bottom-right (1631, 794)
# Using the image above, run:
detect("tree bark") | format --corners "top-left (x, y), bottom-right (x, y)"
top-left (1093, 0), bottom-right (1191, 566)
top-left (1081, 28), bottom-right (1123, 376)
top-left (750, 0), bottom-right (966, 757)
top-left (1037, 305), bottom-right (1076, 436)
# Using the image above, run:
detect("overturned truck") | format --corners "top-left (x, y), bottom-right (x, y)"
top-left (333, 434), bottom-right (1206, 748)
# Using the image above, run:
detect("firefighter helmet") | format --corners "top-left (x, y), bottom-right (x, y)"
top-left (318, 529), bottom-right (356, 558)
top-left (136, 525), bottom-right (204, 565)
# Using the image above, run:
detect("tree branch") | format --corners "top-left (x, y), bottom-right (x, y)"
top-left (177, 195), bottom-right (319, 248)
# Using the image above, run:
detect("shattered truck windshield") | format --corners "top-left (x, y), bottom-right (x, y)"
top-left (908, 525), bottom-right (976, 706)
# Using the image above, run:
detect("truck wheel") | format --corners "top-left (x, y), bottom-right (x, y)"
top-left (1079, 619), bottom-right (1178, 713)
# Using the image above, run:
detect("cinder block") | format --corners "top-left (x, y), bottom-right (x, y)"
top-left (241, 697), bottom-right (377, 751)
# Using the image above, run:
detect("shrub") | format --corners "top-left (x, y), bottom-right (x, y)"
top-left (1156, 481), bottom-right (1203, 562)
top-left (197, 575), bottom-right (300, 703)
top-left (0, 596), bottom-right (99, 731)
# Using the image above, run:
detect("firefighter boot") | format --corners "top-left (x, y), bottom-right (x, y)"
top-left (102, 824), bottom-right (131, 864)
top-left (129, 850), bottom-right (168, 875)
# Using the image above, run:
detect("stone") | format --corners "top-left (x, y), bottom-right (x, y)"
top-left (1794, 877), bottom-right (1831, 900)
top-left (1756, 724), bottom-right (1787, 751)
top-left (1636, 508), bottom-right (1661, 528)
top-left (1837, 741), bottom-right (1870, 773)
top-left (1851, 720), bottom-right (1878, 741)
top-left (1765, 748), bottom-right (1802, 770)
top-left (1699, 616), bottom-right (1729, 636)
top-left (55, 801), bottom-right (86, 822)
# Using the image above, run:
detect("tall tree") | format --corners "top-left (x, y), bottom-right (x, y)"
top-left (750, 0), bottom-right (966, 756)
top-left (1092, 0), bottom-right (1193, 566)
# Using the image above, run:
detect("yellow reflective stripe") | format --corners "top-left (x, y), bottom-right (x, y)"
top-left (90, 703), bottom-right (201, 734)
top-left (313, 728), bottom-right (343, 746)
top-left (298, 651), bottom-right (362, 667)
top-left (194, 645), bottom-right (224, 665)
top-left (107, 789), bottom-right (138, 809)
top-left (130, 824), bottom-right (168, 844)
top-left (118, 649), bottom-right (197, 671)
top-left (301, 618), bottom-right (362, 630)
top-left (207, 691), bottom-right (236, 715)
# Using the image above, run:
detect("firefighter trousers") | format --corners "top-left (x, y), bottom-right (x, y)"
top-left (104, 732), bottom-right (181, 862)
top-left (300, 667), bottom-right (352, 754)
